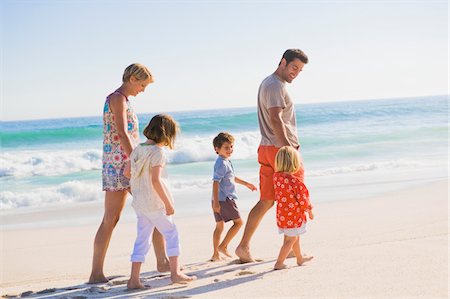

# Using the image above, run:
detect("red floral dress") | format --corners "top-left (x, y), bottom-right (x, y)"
top-left (102, 91), bottom-right (139, 191)
top-left (273, 172), bottom-right (312, 229)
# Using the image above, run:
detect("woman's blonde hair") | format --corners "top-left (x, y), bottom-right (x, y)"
top-left (143, 114), bottom-right (179, 149)
top-left (122, 63), bottom-right (153, 83)
top-left (275, 146), bottom-right (300, 173)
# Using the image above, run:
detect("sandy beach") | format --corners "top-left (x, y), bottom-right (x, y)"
top-left (1, 180), bottom-right (448, 298)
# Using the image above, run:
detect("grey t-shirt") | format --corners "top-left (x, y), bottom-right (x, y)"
top-left (257, 73), bottom-right (299, 148)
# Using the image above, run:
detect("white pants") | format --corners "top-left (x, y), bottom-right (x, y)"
top-left (130, 211), bottom-right (180, 263)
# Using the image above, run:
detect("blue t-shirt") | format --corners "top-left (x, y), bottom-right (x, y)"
top-left (213, 156), bottom-right (237, 201)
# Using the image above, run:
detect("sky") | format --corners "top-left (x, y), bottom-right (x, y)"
top-left (1, 0), bottom-right (448, 121)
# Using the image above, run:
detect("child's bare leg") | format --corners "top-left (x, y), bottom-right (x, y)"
top-left (169, 256), bottom-right (197, 283)
top-left (292, 236), bottom-right (313, 265)
top-left (274, 235), bottom-right (297, 270)
top-left (218, 218), bottom-right (243, 257)
top-left (211, 221), bottom-right (224, 261)
top-left (127, 262), bottom-right (145, 289)
top-left (153, 229), bottom-right (170, 272)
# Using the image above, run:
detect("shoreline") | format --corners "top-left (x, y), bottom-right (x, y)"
top-left (1, 179), bottom-right (448, 297)
top-left (1, 168), bottom-right (446, 231)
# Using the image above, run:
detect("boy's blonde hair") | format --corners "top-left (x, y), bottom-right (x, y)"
top-left (213, 132), bottom-right (235, 153)
top-left (143, 114), bottom-right (179, 149)
top-left (275, 146), bottom-right (300, 173)
top-left (122, 63), bottom-right (153, 83)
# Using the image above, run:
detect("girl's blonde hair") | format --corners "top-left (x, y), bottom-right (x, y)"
top-left (275, 146), bottom-right (300, 173)
top-left (122, 63), bottom-right (153, 83)
top-left (143, 114), bottom-right (179, 149)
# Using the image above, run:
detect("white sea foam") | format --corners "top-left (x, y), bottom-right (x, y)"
top-left (307, 159), bottom-right (434, 177)
top-left (0, 158), bottom-right (444, 210)
top-left (0, 131), bottom-right (261, 178)
top-left (0, 180), bottom-right (102, 210)
top-left (0, 150), bottom-right (102, 177)
top-left (169, 131), bottom-right (260, 164)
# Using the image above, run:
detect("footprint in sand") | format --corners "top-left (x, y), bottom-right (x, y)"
top-left (108, 279), bottom-right (129, 286)
top-left (87, 286), bottom-right (109, 293)
top-left (236, 270), bottom-right (255, 276)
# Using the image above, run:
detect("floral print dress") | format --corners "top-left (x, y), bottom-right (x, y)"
top-left (273, 172), bottom-right (312, 229)
top-left (102, 91), bottom-right (139, 191)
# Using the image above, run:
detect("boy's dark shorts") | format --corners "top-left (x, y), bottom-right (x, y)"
top-left (213, 198), bottom-right (241, 222)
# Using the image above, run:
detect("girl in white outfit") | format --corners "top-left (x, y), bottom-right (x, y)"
top-left (127, 114), bottom-right (196, 289)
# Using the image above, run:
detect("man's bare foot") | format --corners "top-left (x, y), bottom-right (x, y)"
top-left (218, 246), bottom-right (233, 258)
top-left (274, 263), bottom-right (289, 270)
top-left (127, 279), bottom-right (147, 290)
top-left (171, 273), bottom-right (197, 284)
top-left (209, 253), bottom-right (221, 262)
top-left (157, 261), bottom-right (171, 273)
top-left (297, 255), bottom-right (314, 266)
top-left (235, 245), bottom-right (255, 263)
top-left (88, 273), bottom-right (109, 284)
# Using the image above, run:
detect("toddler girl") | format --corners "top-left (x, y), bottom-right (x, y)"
top-left (273, 146), bottom-right (314, 270)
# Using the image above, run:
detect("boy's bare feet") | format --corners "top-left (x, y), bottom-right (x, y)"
top-left (127, 279), bottom-right (147, 290)
top-left (274, 263), bottom-right (289, 270)
top-left (297, 255), bottom-right (314, 266)
top-left (209, 253), bottom-right (221, 262)
top-left (218, 246), bottom-right (233, 258)
top-left (88, 274), bottom-right (109, 284)
top-left (235, 245), bottom-right (255, 263)
top-left (171, 273), bottom-right (197, 284)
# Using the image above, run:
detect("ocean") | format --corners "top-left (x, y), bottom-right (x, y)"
top-left (1, 96), bottom-right (448, 223)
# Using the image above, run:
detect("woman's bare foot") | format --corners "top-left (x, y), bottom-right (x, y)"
top-left (209, 253), bottom-right (221, 262)
top-left (171, 273), bottom-right (197, 284)
top-left (218, 246), bottom-right (233, 258)
top-left (274, 263), bottom-right (289, 270)
top-left (127, 279), bottom-right (147, 290)
top-left (235, 245), bottom-right (255, 263)
top-left (297, 255), bottom-right (314, 266)
top-left (88, 273), bottom-right (109, 284)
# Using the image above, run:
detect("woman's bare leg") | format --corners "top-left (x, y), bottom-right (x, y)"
top-left (89, 190), bottom-right (128, 283)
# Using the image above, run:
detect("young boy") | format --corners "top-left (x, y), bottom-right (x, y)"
top-left (210, 132), bottom-right (257, 261)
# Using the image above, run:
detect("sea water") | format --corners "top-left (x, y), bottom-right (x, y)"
top-left (1, 96), bottom-right (448, 225)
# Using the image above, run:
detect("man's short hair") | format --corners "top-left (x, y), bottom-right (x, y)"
top-left (280, 49), bottom-right (308, 65)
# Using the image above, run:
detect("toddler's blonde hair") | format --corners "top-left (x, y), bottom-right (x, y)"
top-left (122, 63), bottom-right (153, 83)
top-left (275, 146), bottom-right (300, 173)
top-left (143, 114), bottom-right (179, 149)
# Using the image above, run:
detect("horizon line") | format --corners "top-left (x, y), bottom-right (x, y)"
top-left (2, 94), bottom-right (447, 123)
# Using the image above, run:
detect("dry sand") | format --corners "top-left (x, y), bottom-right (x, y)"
top-left (1, 180), bottom-right (448, 298)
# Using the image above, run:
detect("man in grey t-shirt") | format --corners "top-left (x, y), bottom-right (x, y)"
top-left (236, 49), bottom-right (309, 263)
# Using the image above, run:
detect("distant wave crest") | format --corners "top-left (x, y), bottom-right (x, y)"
top-left (0, 150), bottom-right (103, 177)
top-left (0, 181), bottom-right (102, 210)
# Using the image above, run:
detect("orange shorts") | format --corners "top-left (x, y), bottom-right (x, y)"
top-left (258, 145), bottom-right (304, 201)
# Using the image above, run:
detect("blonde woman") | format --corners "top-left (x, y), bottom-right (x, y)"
top-left (89, 64), bottom-right (169, 283)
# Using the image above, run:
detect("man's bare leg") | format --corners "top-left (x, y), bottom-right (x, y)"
top-left (235, 200), bottom-right (274, 262)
